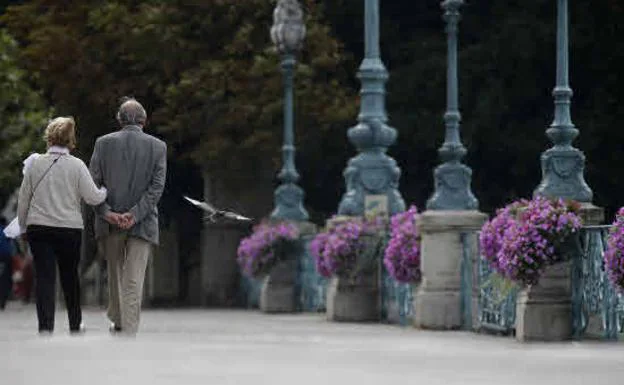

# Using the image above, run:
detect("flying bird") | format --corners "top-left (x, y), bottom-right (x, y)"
top-left (183, 196), bottom-right (252, 222)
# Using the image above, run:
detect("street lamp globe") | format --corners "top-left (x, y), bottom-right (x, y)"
top-left (271, 0), bottom-right (306, 54)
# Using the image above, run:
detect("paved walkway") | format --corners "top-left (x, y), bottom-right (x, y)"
top-left (1, 304), bottom-right (624, 385)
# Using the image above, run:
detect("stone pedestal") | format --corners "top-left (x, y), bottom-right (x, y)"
top-left (259, 221), bottom-right (316, 313)
top-left (324, 216), bottom-right (381, 322)
top-left (326, 274), bottom-right (380, 322)
top-left (413, 210), bottom-right (487, 330)
top-left (515, 203), bottom-right (604, 342)
top-left (516, 261), bottom-right (572, 341)
top-left (260, 259), bottom-right (298, 313)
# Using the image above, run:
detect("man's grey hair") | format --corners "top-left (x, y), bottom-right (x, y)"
top-left (117, 98), bottom-right (147, 126)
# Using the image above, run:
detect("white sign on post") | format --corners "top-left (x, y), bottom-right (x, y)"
top-left (364, 195), bottom-right (388, 220)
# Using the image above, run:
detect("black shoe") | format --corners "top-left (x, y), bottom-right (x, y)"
top-left (70, 323), bottom-right (86, 335)
top-left (109, 323), bottom-right (122, 333)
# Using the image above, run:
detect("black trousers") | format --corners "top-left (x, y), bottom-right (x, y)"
top-left (0, 256), bottom-right (11, 309)
top-left (27, 225), bottom-right (82, 332)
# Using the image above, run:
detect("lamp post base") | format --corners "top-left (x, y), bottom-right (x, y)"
top-left (338, 152), bottom-right (405, 216)
top-left (427, 162), bottom-right (478, 211)
top-left (534, 147), bottom-right (593, 202)
top-left (271, 183), bottom-right (309, 222)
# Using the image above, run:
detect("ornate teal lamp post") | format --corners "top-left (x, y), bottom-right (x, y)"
top-left (426, 0), bottom-right (477, 211)
top-left (270, 0), bottom-right (309, 221)
top-left (337, 0), bottom-right (405, 216)
top-left (517, 0), bottom-right (602, 343)
top-left (413, 0), bottom-right (486, 331)
top-left (534, 0), bottom-right (592, 202)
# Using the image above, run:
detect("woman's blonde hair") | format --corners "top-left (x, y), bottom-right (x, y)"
top-left (44, 117), bottom-right (76, 150)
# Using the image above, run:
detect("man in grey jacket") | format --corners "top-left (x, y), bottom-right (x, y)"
top-left (90, 98), bottom-right (167, 335)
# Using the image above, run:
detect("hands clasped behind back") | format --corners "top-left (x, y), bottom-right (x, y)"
top-left (104, 211), bottom-right (136, 230)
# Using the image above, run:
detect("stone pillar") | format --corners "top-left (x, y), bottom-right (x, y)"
top-left (200, 221), bottom-right (248, 307)
top-left (515, 203), bottom-right (604, 341)
top-left (413, 210), bottom-right (486, 329)
top-left (197, 170), bottom-right (271, 307)
top-left (260, 221), bottom-right (316, 313)
top-left (145, 222), bottom-right (180, 306)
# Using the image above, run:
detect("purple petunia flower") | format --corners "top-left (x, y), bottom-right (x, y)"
top-left (309, 216), bottom-right (381, 278)
top-left (480, 196), bottom-right (581, 286)
top-left (236, 221), bottom-right (300, 278)
top-left (383, 205), bottom-right (421, 283)
top-left (605, 207), bottom-right (624, 291)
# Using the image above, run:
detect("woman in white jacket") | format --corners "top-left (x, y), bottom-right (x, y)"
top-left (17, 117), bottom-right (106, 334)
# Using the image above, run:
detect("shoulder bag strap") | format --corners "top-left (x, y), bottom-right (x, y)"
top-left (25, 155), bottom-right (63, 217)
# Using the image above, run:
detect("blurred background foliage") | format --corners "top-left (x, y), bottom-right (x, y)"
top-left (0, 0), bottom-right (623, 222)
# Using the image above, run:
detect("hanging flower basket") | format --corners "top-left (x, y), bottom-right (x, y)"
top-left (605, 207), bottom-right (624, 291)
top-left (309, 216), bottom-right (386, 280)
top-left (479, 196), bottom-right (582, 287)
top-left (479, 199), bottom-right (529, 275)
top-left (236, 221), bottom-right (300, 279)
top-left (383, 205), bottom-right (421, 284)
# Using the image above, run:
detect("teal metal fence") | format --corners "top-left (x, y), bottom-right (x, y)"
top-left (572, 225), bottom-right (624, 340)
top-left (477, 257), bottom-right (517, 335)
top-left (463, 225), bottom-right (624, 339)
top-left (239, 275), bottom-right (262, 308)
top-left (462, 231), bottom-right (517, 335)
top-left (240, 224), bottom-right (624, 342)
top-left (460, 232), bottom-right (473, 330)
top-left (298, 234), bottom-right (328, 312)
top-left (380, 267), bottom-right (414, 325)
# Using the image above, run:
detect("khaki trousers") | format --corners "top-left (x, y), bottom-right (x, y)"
top-left (103, 232), bottom-right (151, 334)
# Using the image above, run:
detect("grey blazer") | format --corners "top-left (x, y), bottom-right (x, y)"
top-left (89, 125), bottom-right (167, 245)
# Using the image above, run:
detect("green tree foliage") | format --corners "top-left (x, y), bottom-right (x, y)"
top-left (0, 29), bottom-right (52, 202)
top-left (3, 0), bottom-right (357, 223)
top-left (2, 0), bottom-right (356, 182)
top-left (4, 0), bottom-right (624, 221)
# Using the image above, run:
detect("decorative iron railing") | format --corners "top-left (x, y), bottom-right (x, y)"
top-left (297, 234), bottom-right (327, 312)
top-left (380, 268), bottom-right (414, 325)
top-left (572, 225), bottom-right (624, 340)
top-left (239, 275), bottom-right (262, 308)
top-left (462, 225), bottom-right (624, 340)
top-left (460, 232), bottom-right (474, 330)
top-left (477, 258), bottom-right (517, 334)
top-left (461, 231), bottom-right (517, 335)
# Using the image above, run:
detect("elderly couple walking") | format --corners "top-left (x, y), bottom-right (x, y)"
top-left (17, 98), bottom-right (166, 336)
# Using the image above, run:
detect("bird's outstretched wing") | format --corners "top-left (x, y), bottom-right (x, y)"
top-left (183, 196), bottom-right (252, 222)
top-left (184, 196), bottom-right (218, 213)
